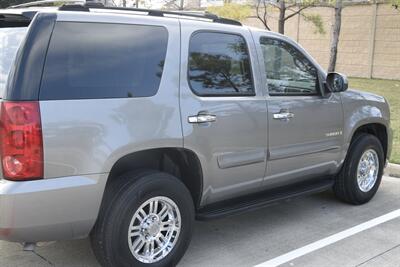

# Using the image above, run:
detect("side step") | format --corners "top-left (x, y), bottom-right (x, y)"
top-left (196, 178), bottom-right (334, 220)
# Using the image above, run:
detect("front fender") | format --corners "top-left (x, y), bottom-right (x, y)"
top-left (341, 90), bottom-right (391, 162)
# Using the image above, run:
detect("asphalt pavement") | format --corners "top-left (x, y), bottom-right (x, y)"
top-left (0, 176), bottom-right (399, 267)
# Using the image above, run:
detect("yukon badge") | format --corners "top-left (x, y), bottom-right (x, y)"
top-left (326, 131), bottom-right (343, 137)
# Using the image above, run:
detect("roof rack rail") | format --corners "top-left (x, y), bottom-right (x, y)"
top-left (59, 3), bottom-right (242, 26)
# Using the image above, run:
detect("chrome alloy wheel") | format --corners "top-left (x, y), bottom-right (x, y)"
top-left (357, 149), bottom-right (379, 192)
top-left (128, 196), bottom-right (181, 264)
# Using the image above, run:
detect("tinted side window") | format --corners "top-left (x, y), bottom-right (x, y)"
top-left (40, 22), bottom-right (168, 100)
top-left (260, 37), bottom-right (319, 96)
top-left (0, 27), bottom-right (28, 97)
top-left (188, 32), bottom-right (254, 96)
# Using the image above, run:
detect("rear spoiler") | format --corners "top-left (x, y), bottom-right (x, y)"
top-left (0, 11), bottom-right (37, 27)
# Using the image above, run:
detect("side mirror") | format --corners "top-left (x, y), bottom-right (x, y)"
top-left (325, 72), bottom-right (348, 93)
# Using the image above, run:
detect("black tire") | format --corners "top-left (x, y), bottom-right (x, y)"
top-left (334, 134), bottom-right (384, 205)
top-left (91, 171), bottom-right (195, 267)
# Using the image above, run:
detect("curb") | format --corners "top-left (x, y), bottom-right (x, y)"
top-left (385, 163), bottom-right (400, 178)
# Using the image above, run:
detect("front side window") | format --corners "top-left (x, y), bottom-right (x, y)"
top-left (188, 32), bottom-right (254, 96)
top-left (40, 22), bottom-right (168, 100)
top-left (260, 37), bottom-right (319, 96)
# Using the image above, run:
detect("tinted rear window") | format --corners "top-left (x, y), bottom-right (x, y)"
top-left (40, 22), bottom-right (168, 100)
top-left (0, 27), bottom-right (28, 97)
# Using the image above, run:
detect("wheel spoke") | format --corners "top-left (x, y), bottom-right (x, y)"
top-left (158, 205), bottom-right (168, 220)
top-left (159, 233), bottom-right (167, 243)
top-left (144, 241), bottom-right (150, 255)
top-left (129, 225), bottom-right (141, 237)
top-left (130, 225), bottom-right (141, 232)
top-left (160, 225), bottom-right (170, 232)
top-left (155, 236), bottom-right (163, 247)
top-left (150, 240), bottom-right (155, 254)
top-left (132, 237), bottom-right (146, 253)
top-left (137, 208), bottom-right (147, 221)
top-left (153, 200), bottom-right (159, 214)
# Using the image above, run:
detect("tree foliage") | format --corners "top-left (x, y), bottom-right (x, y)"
top-left (303, 13), bottom-right (325, 34)
top-left (392, 0), bottom-right (400, 9)
top-left (0, 0), bottom-right (38, 8)
top-left (207, 3), bottom-right (252, 22)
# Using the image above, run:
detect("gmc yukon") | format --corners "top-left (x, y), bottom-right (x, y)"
top-left (0, 3), bottom-right (392, 267)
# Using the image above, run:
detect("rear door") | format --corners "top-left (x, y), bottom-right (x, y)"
top-left (179, 21), bottom-right (268, 205)
top-left (254, 33), bottom-right (344, 187)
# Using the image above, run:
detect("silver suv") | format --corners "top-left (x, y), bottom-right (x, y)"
top-left (0, 3), bottom-right (392, 267)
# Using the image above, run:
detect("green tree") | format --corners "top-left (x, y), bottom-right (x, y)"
top-left (207, 3), bottom-right (252, 22)
top-left (392, 0), bottom-right (400, 9)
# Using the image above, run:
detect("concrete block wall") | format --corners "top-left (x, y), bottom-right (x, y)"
top-left (336, 4), bottom-right (373, 77)
top-left (373, 4), bottom-right (400, 79)
top-left (243, 3), bottom-right (400, 80)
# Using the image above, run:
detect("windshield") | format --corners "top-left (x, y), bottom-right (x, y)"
top-left (0, 27), bottom-right (28, 97)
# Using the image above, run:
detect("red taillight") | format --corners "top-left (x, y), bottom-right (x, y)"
top-left (0, 101), bottom-right (43, 181)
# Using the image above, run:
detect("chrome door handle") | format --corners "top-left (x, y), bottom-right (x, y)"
top-left (188, 114), bottom-right (217, 123)
top-left (273, 112), bottom-right (294, 120)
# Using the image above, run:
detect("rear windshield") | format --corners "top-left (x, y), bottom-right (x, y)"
top-left (40, 22), bottom-right (168, 100)
top-left (0, 27), bottom-right (28, 97)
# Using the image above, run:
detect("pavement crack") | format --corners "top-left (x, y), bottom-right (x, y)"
top-left (32, 251), bottom-right (54, 266)
top-left (355, 243), bottom-right (400, 267)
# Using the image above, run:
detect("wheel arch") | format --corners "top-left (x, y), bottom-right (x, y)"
top-left (347, 123), bottom-right (389, 162)
top-left (105, 148), bottom-right (204, 209)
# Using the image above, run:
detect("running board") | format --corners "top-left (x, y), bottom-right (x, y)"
top-left (196, 178), bottom-right (334, 220)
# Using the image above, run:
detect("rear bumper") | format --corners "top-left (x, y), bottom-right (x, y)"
top-left (0, 173), bottom-right (107, 242)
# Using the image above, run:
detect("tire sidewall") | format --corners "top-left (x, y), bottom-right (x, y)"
top-left (106, 173), bottom-right (194, 267)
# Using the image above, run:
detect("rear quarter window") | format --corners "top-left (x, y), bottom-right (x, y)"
top-left (40, 22), bottom-right (168, 100)
top-left (0, 27), bottom-right (28, 97)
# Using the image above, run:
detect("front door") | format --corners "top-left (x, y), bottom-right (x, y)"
top-left (180, 22), bottom-right (268, 205)
top-left (256, 35), bottom-right (344, 187)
